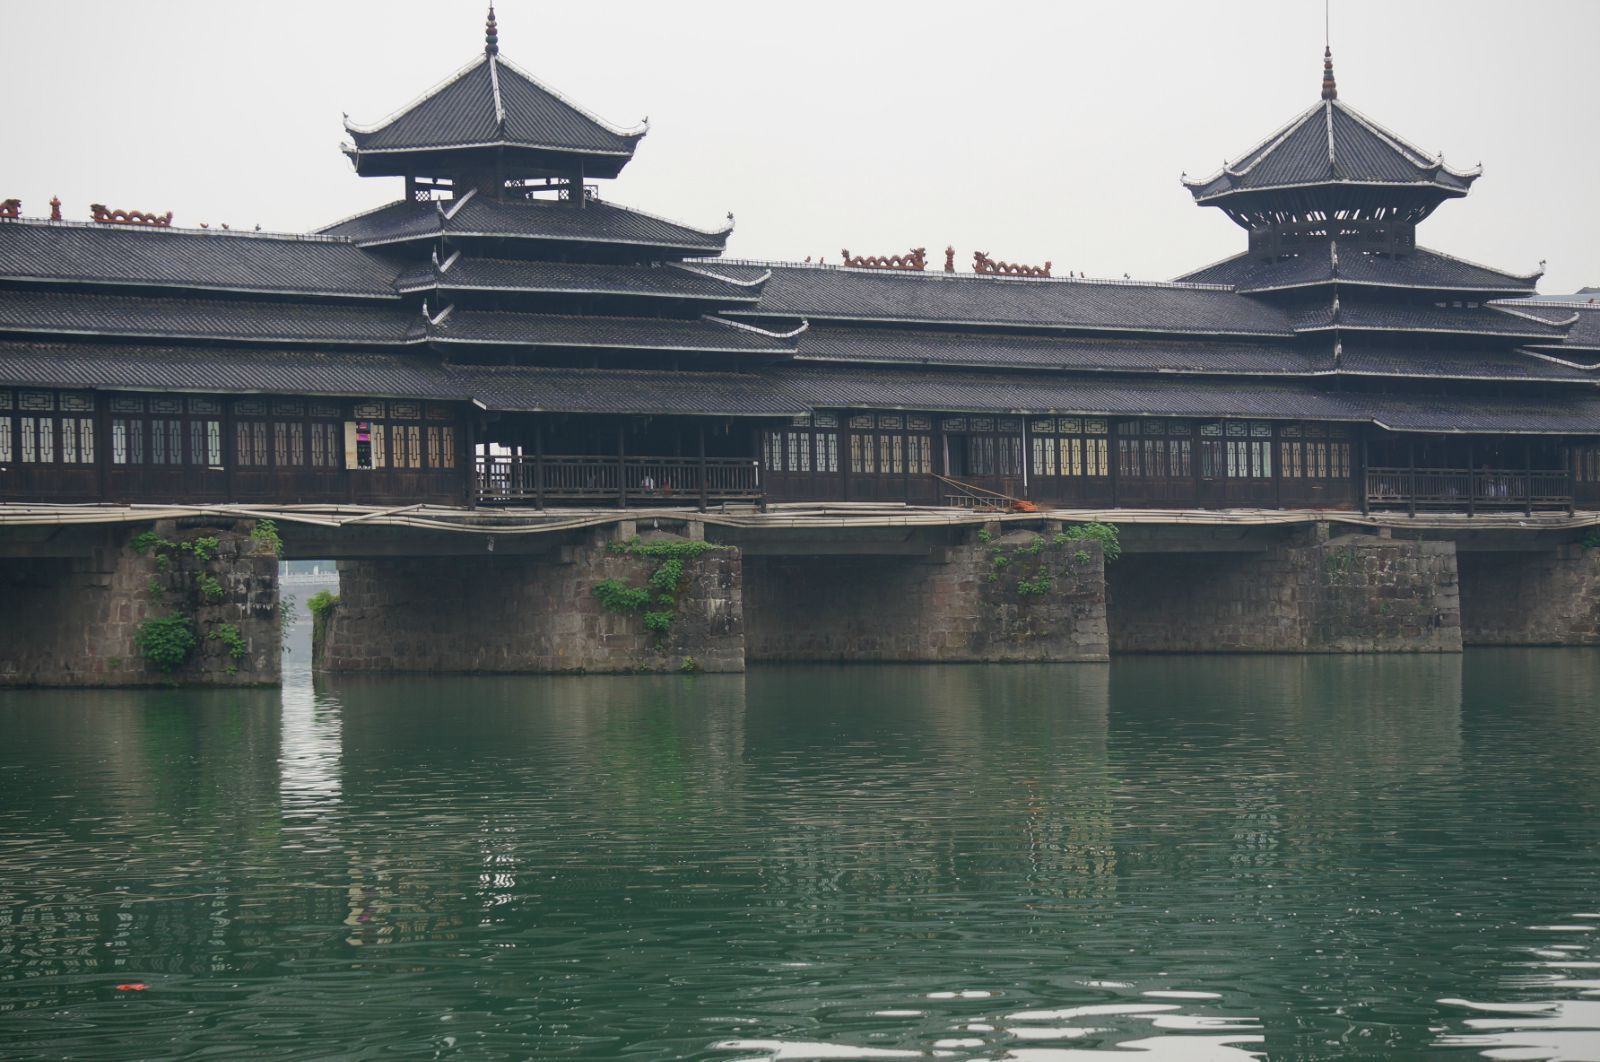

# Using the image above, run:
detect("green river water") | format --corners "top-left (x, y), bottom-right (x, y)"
top-left (2, 606), bottom-right (1598, 1060)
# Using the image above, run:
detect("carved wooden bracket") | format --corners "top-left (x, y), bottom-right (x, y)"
top-left (0, 199), bottom-right (20, 220)
top-left (841, 246), bottom-right (926, 271)
top-left (91, 203), bottom-right (173, 227)
top-left (973, 250), bottom-right (1051, 278)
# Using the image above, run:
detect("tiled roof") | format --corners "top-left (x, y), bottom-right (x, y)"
top-left (343, 54), bottom-right (641, 176)
top-left (447, 365), bottom-right (801, 416)
top-left (397, 258), bottom-right (762, 303)
top-left (1179, 244), bottom-right (1539, 294)
top-left (1499, 300), bottom-right (1600, 352)
top-left (321, 195), bottom-right (729, 254)
top-left (0, 220), bottom-right (401, 298)
top-left (431, 310), bottom-right (797, 354)
top-left (720, 264), bottom-right (1294, 337)
top-left (763, 363), bottom-right (1356, 420)
top-left (763, 363), bottom-right (1600, 433)
top-left (0, 340), bottom-right (458, 398)
top-left (794, 326), bottom-right (1322, 375)
top-left (0, 289), bottom-right (421, 346)
top-left (1292, 299), bottom-right (1570, 338)
top-left (1184, 99), bottom-right (1479, 203)
top-left (1335, 344), bottom-right (1596, 382)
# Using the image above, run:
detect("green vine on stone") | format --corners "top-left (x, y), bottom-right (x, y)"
top-left (595, 537), bottom-right (731, 640)
top-left (250, 519), bottom-right (284, 558)
top-left (209, 623), bottom-right (247, 674)
top-left (307, 590), bottom-right (339, 618)
top-left (1053, 521), bottom-right (1121, 561)
top-left (134, 616), bottom-right (196, 673)
top-left (197, 573), bottom-right (225, 603)
top-left (594, 579), bottom-right (650, 613)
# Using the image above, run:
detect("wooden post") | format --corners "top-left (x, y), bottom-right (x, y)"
top-left (1271, 423), bottom-right (1283, 510)
top-left (1525, 439), bottom-right (1534, 517)
top-left (1109, 422), bottom-right (1121, 508)
top-left (1359, 434), bottom-right (1370, 515)
top-left (1466, 440), bottom-right (1475, 518)
top-left (697, 423), bottom-right (709, 512)
top-left (616, 422), bottom-right (627, 509)
top-left (1407, 438), bottom-right (1417, 518)
top-left (533, 416), bottom-right (545, 511)
top-left (464, 413), bottom-right (477, 509)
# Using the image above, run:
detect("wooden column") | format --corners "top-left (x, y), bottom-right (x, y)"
top-left (697, 423), bottom-right (709, 512)
top-left (1359, 434), bottom-right (1370, 515)
top-left (1525, 439), bottom-right (1534, 517)
top-left (1108, 422), bottom-right (1121, 508)
top-left (464, 413), bottom-right (477, 509)
top-left (616, 422), bottom-right (627, 509)
top-left (1466, 440), bottom-right (1475, 518)
top-left (534, 416), bottom-right (545, 511)
top-left (1407, 438), bottom-right (1417, 518)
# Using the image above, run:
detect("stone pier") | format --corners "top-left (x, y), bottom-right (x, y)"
top-left (316, 528), bottom-right (744, 674)
top-left (742, 527), bottom-right (1109, 663)
top-left (1108, 530), bottom-right (1462, 653)
top-left (0, 521), bottom-right (280, 687)
top-left (1458, 545), bottom-right (1600, 645)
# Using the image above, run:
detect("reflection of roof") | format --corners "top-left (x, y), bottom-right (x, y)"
top-left (448, 365), bottom-right (800, 416)
top-left (719, 264), bottom-right (1293, 337)
top-left (320, 195), bottom-right (729, 254)
top-left (1179, 244), bottom-right (1539, 294)
top-left (343, 53), bottom-right (642, 176)
top-left (0, 220), bottom-right (401, 298)
top-left (396, 258), bottom-right (762, 303)
top-left (432, 311), bottom-right (798, 354)
top-left (0, 289), bottom-right (421, 346)
top-left (1184, 98), bottom-right (1479, 202)
top-left (0, 340), bottom-right (457, 397)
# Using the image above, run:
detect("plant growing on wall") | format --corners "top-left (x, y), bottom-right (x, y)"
top-left (250, 519), bottom-right (284, 557)
top-left (134, 616), bottom-right (197, 672)
top-left (590, 536), bottom-right (732, 642)
top-left (1054, 522), bottom-right (1121, 561)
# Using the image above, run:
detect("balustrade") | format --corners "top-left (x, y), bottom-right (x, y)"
top-left (476, 454), bottom-right (761, 506)
top-left (1366, 467), bottom-right (1572, 514)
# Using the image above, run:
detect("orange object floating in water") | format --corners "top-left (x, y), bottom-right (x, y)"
top-left (115, 983), bottom-right (147, 991)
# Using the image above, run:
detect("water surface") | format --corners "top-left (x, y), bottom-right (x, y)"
top-left (2, 643), bottom-right (1599, 1060)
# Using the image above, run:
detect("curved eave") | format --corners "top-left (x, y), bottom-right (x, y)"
top-left (1295, 322), bottom-right (1568, 341)
top-left (395, 277), bottom-right (763, 304)
top-left (0, 324), bottom-right (426, 348)
top-left (428, 336), bottom-right (796, 356)
top-left (793, 351), bottom-right (1324, 378)
top-left (355, 227), bottom-right (727, 255)
top-left (0, 273), bottom-right (405, 302)
top-left (1190, 177), bottom-right (1473, 206)
top-left (724, 310), bottom-right (1293, 341)
top-left (342, 143), bottom-right (634, 181)
top-left (1240, 277), bottom-right (1536, 296)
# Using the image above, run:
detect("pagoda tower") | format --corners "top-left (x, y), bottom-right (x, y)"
top-left (323, 7), bottom-right (797, 373)
top-left (1179, 49), bottom-right (1561, 380)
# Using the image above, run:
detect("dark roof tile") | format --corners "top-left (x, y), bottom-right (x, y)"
top-left (447, 365), bottom-right (800, 416)
top-left (0, 340), bottom-right (458, 398)
top-left (0, 220), bottom-right (400, 298)
top-left (0, 289), bottom-right (420, 345)
top-left (399, 258), bottom-right (762, 303)
top-left (1179, 243), bottom-right (1539, 294)
top-left (1293, 298), bottom-right (1569, 338)
top-left (723, 264), bottom-right (1293, 337)
top-left (432, 310), bottom-right (796, 353)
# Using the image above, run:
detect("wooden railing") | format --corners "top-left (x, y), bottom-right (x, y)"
top-left (476, 454), bottom-right (762, 506)
top-left (1366, 467), bottom-right (1572, 514)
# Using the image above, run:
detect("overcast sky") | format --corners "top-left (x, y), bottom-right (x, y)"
top-left (4, 1), bottom-right (1596, 293)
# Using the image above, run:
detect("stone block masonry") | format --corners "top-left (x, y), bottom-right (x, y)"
top-left (0, 521), bottom-right (281, 687)
top-left (1108, 533), bottom-right (1461, 653)
top-left (317, 530), bottom-right (744, 674)
top-left (743, 530), bottom-right (1109, 663)
top-left (1459, 545), bottom-right (1600, 646)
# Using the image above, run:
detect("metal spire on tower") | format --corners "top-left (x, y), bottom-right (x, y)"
top-left (485, 4), bottom-right (500, 57)
top-left (1321, 46), bottom-right (1338, 100)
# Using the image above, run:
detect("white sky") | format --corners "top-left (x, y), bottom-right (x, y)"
top-left (3, 0), bottom-right (1596, 293)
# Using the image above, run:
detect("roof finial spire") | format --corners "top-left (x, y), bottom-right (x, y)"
top-left (485, 4), bottom-right (499, 57)
top-left (1321, 46), bottom-right (1338, 100)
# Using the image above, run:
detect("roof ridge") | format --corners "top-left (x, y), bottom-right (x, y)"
top-left (576, 196), bottom-right (733, 239)
top-left (1416, 244), bottom-right (1543, 282)
top-left (718, 258), bottom-right (1240, 292)
top-left (0, 216), bottom-right (351, 244)
top-left (1490, 302), bottom-right (1579, 328)
top-left (343, 54), bottom-right (488, 136)
top-left (315, 198), bottom-right (427, 236)
top-left (1329, 98), bottom-right (1482, 179)
top-left (1183, 101), bottom-right (1324, 187)
top-left (493, 53), bottom-right (648, 139)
